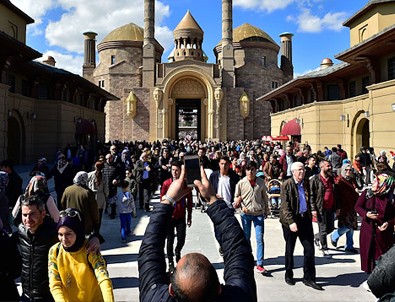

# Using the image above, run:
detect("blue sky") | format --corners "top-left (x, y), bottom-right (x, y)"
top-left (13, 0), bottom-right (368, 76)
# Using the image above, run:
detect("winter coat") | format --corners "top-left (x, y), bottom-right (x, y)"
top-left (17, 217), bottom-right (58, 301)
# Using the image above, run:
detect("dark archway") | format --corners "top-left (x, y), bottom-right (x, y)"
top-left (356, 118), bottom-right (370, 151)
top-left (175, 99), bottom-right (201, 141)
top-left (7, 115), bottom-right (24, 164)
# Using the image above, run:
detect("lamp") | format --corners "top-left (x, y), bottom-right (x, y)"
top-left (27, 112), bottom-right (37, 120)
top-left (392, 103), bottom-right (395, 112)
top-left (8, 110), bottom-right (12, 117)
top-left (340, 114), bottom-right (346, 121)
top-left (125, 91), bottom-right (137, 117)
top-left (364, 111), bottom-right (370, 117)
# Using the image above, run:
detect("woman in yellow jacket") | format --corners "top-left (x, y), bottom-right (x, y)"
top-left (48, 208), bottom-right (114, 302)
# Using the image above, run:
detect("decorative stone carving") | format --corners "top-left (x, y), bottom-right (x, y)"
top-left (153, 88), bottom-right (163, 108)
top-left (172, 79), bottom-right (205, 98)
top-left (239, 91), bottom-right (250, 119)
top-left (125, 91), bottom-right (137, 117)
top-left (214, 87), bottom-right (223, 110)
top-left (203, 98), bottom-right (208, 106)
top-left (168, 98), bottom-right (174, 106)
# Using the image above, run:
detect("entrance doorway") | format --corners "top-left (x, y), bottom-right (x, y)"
top-left (176, 99), bottom-right (201, 140)
top-left (356, 118), bottom-right (370, 150)
top-left (7, 116), bottom-right (23, 164)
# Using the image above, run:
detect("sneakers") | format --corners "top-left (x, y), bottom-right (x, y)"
top-left (256, 265), bottom-right (268, 274)
top-left (331, 237), bottom-right (338, 248)
top-left (321, 249), bottom-right (331, 258)
top-left (314, 237), bottom-right (320, 248)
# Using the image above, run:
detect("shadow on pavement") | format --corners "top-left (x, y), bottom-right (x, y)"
top-left (317, 272), bottom-right (369, 288)
top-left (104, 253), bottom-right (139, 265)
top-left (111, 276), bottom-right (139, 289)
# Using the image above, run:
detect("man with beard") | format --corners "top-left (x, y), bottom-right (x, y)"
top-left (310, 160), bottom-right (337, 258)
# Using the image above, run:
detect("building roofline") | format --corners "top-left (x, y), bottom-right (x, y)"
top-left (1, 0), bottom-right (35, 24)
top-left (343, 0), bottom-right (395, 27)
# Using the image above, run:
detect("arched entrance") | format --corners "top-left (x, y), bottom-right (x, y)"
top-left (7, 115), bottom-right (24, 164)
top-left (167, 77), bottom-right (209, 141)
top-left (355, 118), bottom-right (370, 150)
top-left (175, 99), bottom-right (201, 140)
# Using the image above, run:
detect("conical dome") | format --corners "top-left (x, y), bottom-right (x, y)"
top-left (172, 10), bottom-right (205, 62)
top-left (174, 10), bottom-right (203, 33)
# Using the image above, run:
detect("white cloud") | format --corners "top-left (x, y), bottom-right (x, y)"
top-left (41, 0), bottom-right (170, 54)
top-left (234, 0), bottom-right (295, 13)
top-left (292, 8), bottom-right (347, 33)
top-left (11, 0), bottom-right (56, 35)
top-left (37, 50), bottom-right (83, 75)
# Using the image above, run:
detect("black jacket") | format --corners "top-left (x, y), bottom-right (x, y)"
top-left (138, 201), bottom-right (257, 302)
top-left (368, 245), bottom-right (395, 300)
top-left (17, 217), bottom-right (58, 301)
top-left (209, 170), bottom-right (239, 205)
top-left (280, 177), bottom-right (312, 227)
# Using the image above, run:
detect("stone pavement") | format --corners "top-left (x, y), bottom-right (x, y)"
top-left (13, 164), bottom-right (377, 302)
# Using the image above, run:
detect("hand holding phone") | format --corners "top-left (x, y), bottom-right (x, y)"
top-left (184, 155), bottom-right (201, 187)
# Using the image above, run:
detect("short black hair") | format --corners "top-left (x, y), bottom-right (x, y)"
top-left (21, 195), bottom-right (45, 212)
top-left (121, 180), bottom-right (130, 188)
top-left (171, 160), bottom-right (182, 168)
top-left (0, 159), bottom-right (13, 169)
top-left (245, 161), bottom-right (258, 170)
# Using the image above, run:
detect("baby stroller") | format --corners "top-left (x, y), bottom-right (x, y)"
top-left (267, 179), bottom-right (282, 217)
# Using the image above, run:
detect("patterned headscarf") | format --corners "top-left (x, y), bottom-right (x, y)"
top-left (25, 175), bottom-right (49, 197)
top-left (73, 171), bottom-right (88, 187)
top-left (0, 171), bottom-right (9, 191)
top-left (372, 173), bottom-right (395, 196)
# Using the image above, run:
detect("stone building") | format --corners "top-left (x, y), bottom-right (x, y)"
top-left (83, 0), bottom-right (293, 142)
top-left (0, 0), bottom-right (117, 164)
top-left (258, 0), bottom-right (395, 160)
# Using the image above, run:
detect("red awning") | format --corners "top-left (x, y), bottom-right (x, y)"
top-left (75, 118), bottom-right (96, 135)
top-left (271, 135), bottom-right (289, 141)
top-left (281, 119), bottom-right (301, 136)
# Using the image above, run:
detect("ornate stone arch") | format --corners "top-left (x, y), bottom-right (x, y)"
top-left (159, 67), bottom-right (217, 140)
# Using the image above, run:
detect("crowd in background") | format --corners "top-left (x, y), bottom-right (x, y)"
top-left (1, 138), bottom-right (395, 301)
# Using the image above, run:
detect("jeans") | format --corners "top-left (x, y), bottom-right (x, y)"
top-left (331, 226), bottom-right (354, 250)
top-left (167, 218), bottom-right (187, 262)
top-left (240, 213), bottom-right (264, 266)
top-left (120, 213), bottom-right (132, 240)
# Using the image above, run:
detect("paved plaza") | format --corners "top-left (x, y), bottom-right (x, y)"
top-left (14, 165), bottom-right (377, 302)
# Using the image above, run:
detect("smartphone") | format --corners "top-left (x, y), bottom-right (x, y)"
top-left (184, 155), bottom-right (201, 187)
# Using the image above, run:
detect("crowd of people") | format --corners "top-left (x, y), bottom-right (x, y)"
top-left (0, 138), bottom-right (395, 301)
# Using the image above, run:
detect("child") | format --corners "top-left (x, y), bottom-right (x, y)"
top-left (117, 180), bottom-right (135, 243)
top-left (48, 208), bottom-right (114, 302)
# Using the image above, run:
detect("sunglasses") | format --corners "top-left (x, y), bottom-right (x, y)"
top-left (59, 209), bottom-right (82, 222)
top-left (345, 169), bottom-right (352, 172)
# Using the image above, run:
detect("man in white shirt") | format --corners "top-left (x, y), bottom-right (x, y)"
top-left (209, 155), bottom-right (240, 255)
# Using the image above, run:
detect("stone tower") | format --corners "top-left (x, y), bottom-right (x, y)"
top-left (221, 0), bottom-right (235, 88)
top-left (279, 32), bottom-right (294, 83)
top-left (172, 10), bottom-right (205, 62)
top-left (82, 31), bottom-right (97, 82)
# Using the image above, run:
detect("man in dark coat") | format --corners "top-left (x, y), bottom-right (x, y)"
top-left (138, 165), bottom-right (257, 302)
top-left (17, 195), bottom-right (58, 301)
top-left (280, 162), bottom-right (323, 290)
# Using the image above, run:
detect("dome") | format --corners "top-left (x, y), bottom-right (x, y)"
top-left (101, 23), bottom-right (144, 43)
top-left (233, 23), bottom-right (276, 44)
top-left (321, 58), bottom-right (333, 65)
top-left (174, 10), bottom-right (203, 33)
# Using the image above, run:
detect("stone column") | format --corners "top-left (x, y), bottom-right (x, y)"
top-left (82, 32), bottom-right (97, 81)
top-left (214, 88), bottom-right (223, 139)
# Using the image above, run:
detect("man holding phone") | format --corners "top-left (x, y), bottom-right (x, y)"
top-left (160, 160), bottom-right (193, 272)
top-left (139, 164), bottom-right (257, 302)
